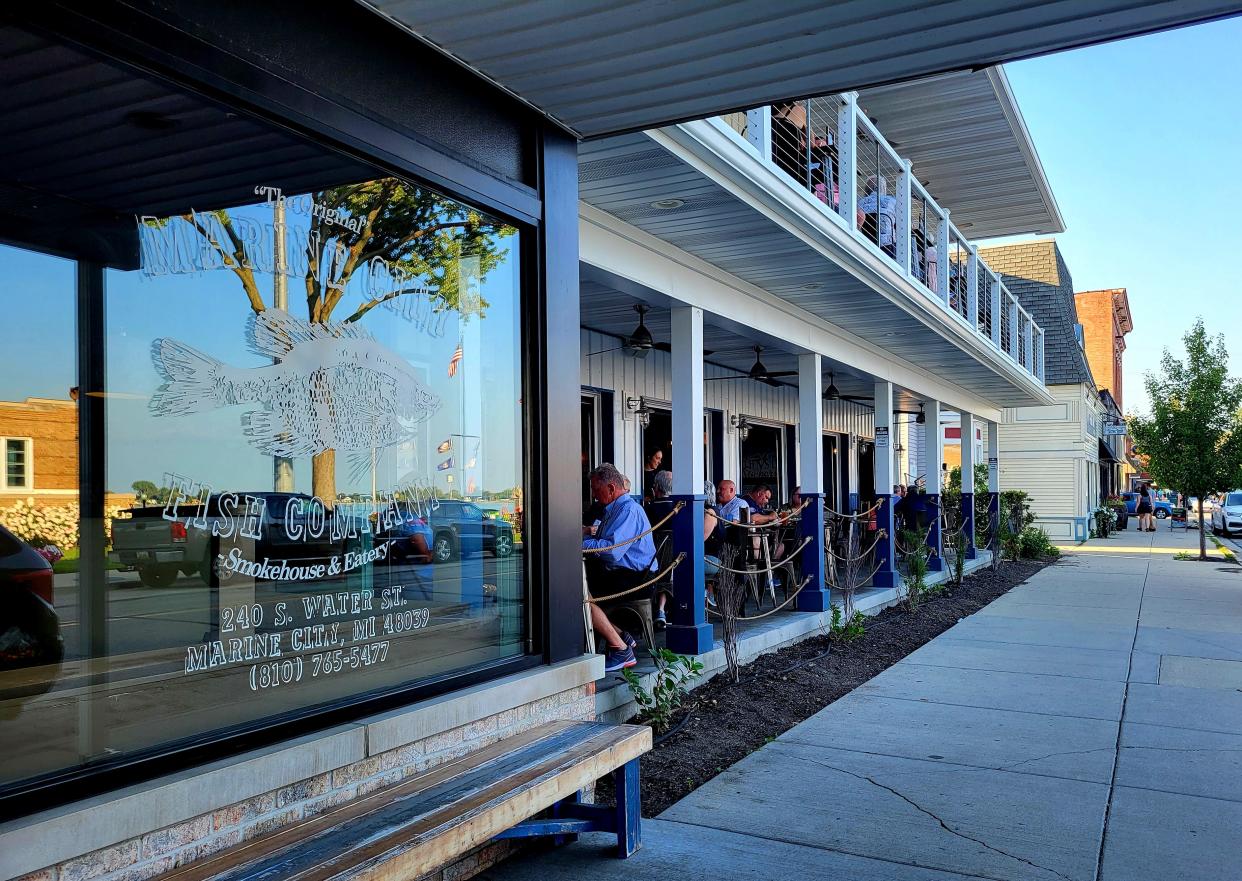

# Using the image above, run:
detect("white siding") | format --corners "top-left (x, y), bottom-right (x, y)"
top-left (581, 329), bottom-right (873, 493)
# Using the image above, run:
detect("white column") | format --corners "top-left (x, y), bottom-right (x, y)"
top-left (838, 92), bottom-right (859, 232)
top-left (966, 244), bottom-right (979, 332)
top-left (745, 106), bottom-right (772, 158)
top-left (895, 158), bottom-right (913, 275)
top-left (1009, 297), bottom-right (1020, 359)
top-left (960, 411), bottom-right (976, 482)
top-left (798, 354), bottom-right (823, 493)
top-left (873, 381), bottom-right (894, 494)
top-left (1037, 330), bottom-right (1046, 381)
top-left (923, 400), bottom-right (943, 492)
top-left (1023, 311), bottom-right (1034, 374)
top-left (671, 306), bottom-right (705, 496)
top-left (991, 274), bottom-right (1003, 349)
top-left (937, 209), bottom-right (951, 306)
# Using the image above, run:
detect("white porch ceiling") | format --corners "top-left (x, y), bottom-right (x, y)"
top-left (857, 68), bottom-right (1063, 238)
top-left (580, 273), bottom-right (928, 413)
top-left (362, 0), bottom-right (1242, 138)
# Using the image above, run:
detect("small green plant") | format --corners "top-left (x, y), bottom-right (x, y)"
top-left (622, 648), bottom-right (704, 734)
top-left (1174, 551), bottom-right (1195, 561)
top-left (829, 605), bottom-right (866, 641)
top-left (899, 528), bottom-right (931, 611)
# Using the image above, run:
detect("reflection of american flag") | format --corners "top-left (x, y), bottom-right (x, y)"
top-left (447, 343), bottom-right (463, 378)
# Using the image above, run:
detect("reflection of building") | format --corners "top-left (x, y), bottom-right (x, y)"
top-left (978, 240), bottom-right (1104, 541)
top-left (0, 397), bottom-right (76, 506)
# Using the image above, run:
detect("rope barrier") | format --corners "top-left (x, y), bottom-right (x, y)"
top-left (708, 536), bottom-right (813, 575)
top-left (718, 499), bottom-right (810, 531)
top-left (581, 501), bottom-right (684, 554)
top-left (825, 530), bottom-right (886, 563)
top-left (893, 521), bottom-right (935, 556)
top-left (584, 553), bottom-right (685, 603)
top-left (822, 499), bottom-right (883, 520)
top-left (708, 575), bottom-right (814, 622)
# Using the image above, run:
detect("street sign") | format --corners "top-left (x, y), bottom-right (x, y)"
top-left (1103, 423), bottom-right (1127, 436)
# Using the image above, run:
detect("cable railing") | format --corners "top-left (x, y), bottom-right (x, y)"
top-left (715, 91), bottom-right (1045, 383)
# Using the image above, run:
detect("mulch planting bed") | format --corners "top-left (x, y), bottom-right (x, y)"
top-left (598, 556), bottom-right (1056, 817)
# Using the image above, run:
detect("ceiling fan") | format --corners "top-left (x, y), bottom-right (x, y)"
top-left (584, 304), bottom-right (670, 359)
top-left (705, 346), bottom-right (797, 387)
top-left (822, 370), bottom-right (874, 403)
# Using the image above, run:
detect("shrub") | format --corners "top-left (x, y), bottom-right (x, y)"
top-left (898, 528), bottom-right (932, 610)
top-left (1, 499), bottom-right (130, 551)
top-left (1018, 526), bottom-right (1059, 559)
top-left (830, 605), bottom-right (866, 641)
top-left (622, 648), bottom-right (704, 734)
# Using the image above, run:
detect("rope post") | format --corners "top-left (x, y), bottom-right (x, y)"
top-left (796, 493), bottom-right (828, 611)
top-left (962, 492), bottom-right (977, 559)
top-left (666, 493), bottom-right (712, 654)
top-left (873, 494), bottom-right (898, 588)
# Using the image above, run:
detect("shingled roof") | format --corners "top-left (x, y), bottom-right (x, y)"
top-left (978, 239), bottom-right (1094, 387)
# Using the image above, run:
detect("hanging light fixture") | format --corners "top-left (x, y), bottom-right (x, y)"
top-left (915, 403), bottom-right (926, 425)
top-left (730, 414), bottom-right (751, 441)
top-left (823, 371), bottom-right (841, 401)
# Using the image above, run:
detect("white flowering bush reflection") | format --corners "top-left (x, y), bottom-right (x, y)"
top-left (0, 498), bottom-right (129, 551)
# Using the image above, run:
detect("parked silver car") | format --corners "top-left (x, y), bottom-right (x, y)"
top-left (1211, 492), bottom-right (1242, 537)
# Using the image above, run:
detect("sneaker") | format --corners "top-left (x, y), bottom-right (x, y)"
top-left (604, 644), bottom-right (637, 673)
top-left (623, 631), bottom-right (638, 650)
top-left (655, 609), bottom-right (667, 628)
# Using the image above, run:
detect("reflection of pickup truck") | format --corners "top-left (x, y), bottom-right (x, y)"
top-left (427, 500), bottom-right (515, 563)
top-left (109, 493), bottom-right (366, 588)
top-left (1120, 491), bottom-right (1174, 520)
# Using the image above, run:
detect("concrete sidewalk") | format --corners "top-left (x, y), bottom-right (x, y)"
top-left (485, 523), bottom-right (1242, 881)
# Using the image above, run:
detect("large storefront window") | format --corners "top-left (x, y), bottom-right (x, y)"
top-left (0, 34), bottom-right (527, 794)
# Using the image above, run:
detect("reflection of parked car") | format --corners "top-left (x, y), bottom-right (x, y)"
top-left (110, 493), bottom-right (366, 587)
top-left (1121, 491), bottom-right (1174, 520)
top-left (0, 524), bottom-right (64, 700)
top-left (428, 501), bottom-right (515, 563)
top-left (1211, 492), bottom-right (1242, 537)
top-left (375, 518), bottom-right (433, 564)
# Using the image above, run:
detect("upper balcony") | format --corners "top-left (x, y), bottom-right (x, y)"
top-left (720, 92), bottom-right (1045, 384)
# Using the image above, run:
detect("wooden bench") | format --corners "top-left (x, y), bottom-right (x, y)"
top-left (153, 721), bottom-right (651, 881)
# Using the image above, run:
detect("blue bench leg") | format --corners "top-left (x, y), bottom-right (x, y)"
top-left (613, 759), bottom-right (641, 858)
top-left (550, 791), bottom-right (581, 846)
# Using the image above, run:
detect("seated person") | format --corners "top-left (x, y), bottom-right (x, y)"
top-left (741, 484), bottom-right (786, 560)
top-left (582, 463), bottom-right (656, 672)
top-left (856, 175), bottom-right (897, 257)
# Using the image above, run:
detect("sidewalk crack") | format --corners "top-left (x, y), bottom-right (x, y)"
top-left (800, 756), bottom-right (1078, 881)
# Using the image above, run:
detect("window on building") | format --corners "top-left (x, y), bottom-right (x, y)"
top-left (0, 27), bottom-right (529, 798)
top-left (3, 438), bottom-right (32, 490)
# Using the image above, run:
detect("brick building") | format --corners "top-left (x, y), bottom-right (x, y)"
top-left (1075, 288), bottom-right (1135, 492)
top-left (0, 397), bottom-right (77, 506)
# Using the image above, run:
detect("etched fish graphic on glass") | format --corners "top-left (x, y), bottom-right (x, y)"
top-left (148, 309), bottom-right (441, 458)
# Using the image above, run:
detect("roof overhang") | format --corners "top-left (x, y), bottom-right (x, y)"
top-left (857, 68), bottom-right (1064, 238)
top-left (360, 0), bottom-right (1242, 139)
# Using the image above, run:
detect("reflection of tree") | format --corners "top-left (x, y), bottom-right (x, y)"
top-left (181, 178), bottom-right (513, 502)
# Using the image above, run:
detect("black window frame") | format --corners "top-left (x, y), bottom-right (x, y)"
top-left (0, 5), bottom-right (583, 820)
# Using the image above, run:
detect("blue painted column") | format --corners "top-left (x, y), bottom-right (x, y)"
top-left (873, 493), bottom-right (898, 588)
top-left (987, 418), bottom-right (1001, 559)
top-left (924, 493), bottom-right (944, 572)
top-left (960, 411), bottom-right (977, 559)
top-left (872, 380), bottom-right (898, 588)
top-left (667, 494), bottom-right (711, 654)
top-left (665, 305), bottom-right (712, 655)
top-left (797, 494), bottom-right (827, 610)
top-left (923, 399), bottom-right (944, 571)
top-left (796, 353), bottom-right (828, 611)
top-left (961, 493), bottom-right (976, 559)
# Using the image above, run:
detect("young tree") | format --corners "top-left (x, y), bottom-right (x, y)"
top-left (1129, 320), bottom-right (1242, 560)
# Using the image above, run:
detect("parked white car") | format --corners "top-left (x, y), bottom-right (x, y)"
top-left (1187, 496), bottom-right (1217, 524)
top-left (1211, 492), bottom-right (1242, 537)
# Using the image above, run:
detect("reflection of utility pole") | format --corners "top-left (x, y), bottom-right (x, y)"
top-left (272, 197), bottom-right (294, 492)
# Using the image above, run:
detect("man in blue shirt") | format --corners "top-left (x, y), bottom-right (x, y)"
top-left (583, 463), bottom-right (656, 672)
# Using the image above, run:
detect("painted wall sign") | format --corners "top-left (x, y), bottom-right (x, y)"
top-left (875, 426), bottom-right (889, 448)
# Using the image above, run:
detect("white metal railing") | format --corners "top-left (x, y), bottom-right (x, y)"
top-left (718, 91), bottom-right (1045, 382)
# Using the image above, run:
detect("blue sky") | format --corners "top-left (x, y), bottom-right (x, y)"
top-left (995, 17), bottom-right (1242, 413)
